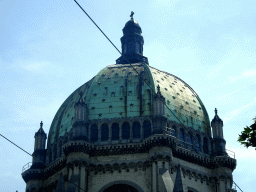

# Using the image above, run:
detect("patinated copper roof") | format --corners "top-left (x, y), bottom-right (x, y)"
top-left (47, 63), bottom-right (211, 145)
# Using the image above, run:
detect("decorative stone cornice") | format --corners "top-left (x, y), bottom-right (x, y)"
top-left (23, 135), bottom-right (236, 184)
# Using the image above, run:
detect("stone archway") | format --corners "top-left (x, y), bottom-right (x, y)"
top-left (103, 184), bottom-right (138, 192)
top-left (98, 180), bottom-right (144, 192)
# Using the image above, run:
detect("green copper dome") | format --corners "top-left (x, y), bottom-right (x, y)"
top-left (47, 63), bottom-right (211, 145)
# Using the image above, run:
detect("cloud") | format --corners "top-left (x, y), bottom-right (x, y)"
top-left (225, 68), bottom-right (256, 84)
top-left (206, 60), bottom-right (231, 80)
top-left (20, 62), bottom-right (50, 73)
top-left (227, 146), bottom-right (256, 159)
top-left (223, 97), bottom-right (256, 123)
top-left (8, 59), bottom-right (66, 78)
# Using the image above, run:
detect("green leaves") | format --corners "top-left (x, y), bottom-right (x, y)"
top-left (237, 117), bottom-right (256, 150)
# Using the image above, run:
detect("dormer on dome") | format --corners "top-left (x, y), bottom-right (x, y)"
top-left (72, 91), bottom-right (88, 141)
top-left (74, 91), bottom-right (87, 122)
top-left (153, 85), bottom-right (165, 116)
top-left (116, 11), bottom-right (149, 64)
top-left (152, 85), bottom-right (167, 135)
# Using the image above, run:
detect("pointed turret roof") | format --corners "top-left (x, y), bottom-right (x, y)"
top-left (211, 108), bottom-right (223, 126)
top-left (173, 164), bottom-right (187, 192)
top-left (35, 121), bottom-right (46, 137)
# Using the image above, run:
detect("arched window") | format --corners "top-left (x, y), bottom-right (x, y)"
top-left (101, 124), bottom-right (109, 141)
top-left (143, 120), bottom-right (151, 138)
top-left (171, 125), bottom-right (176, 137)
top-left (203, 138), bottom-right (208, 154)
top-left (195, 135), bottom-right (201, 152)
top-left (90, 124), bottom-right (98, 142)
top-left (187, 132), bottom-right (193, 150)
top-left (132, 122), bottom-right (141, 139)
top-left (179, 129), bottom-right (185, 147)
top-left (112, 123), bottom-right (119, 140)
top-left (122, 122), bottom-right (130, 139)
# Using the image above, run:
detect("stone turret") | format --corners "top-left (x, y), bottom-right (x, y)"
top-left (32, 121), bottom-right (47, 168)
top-left (211, 108), bottom-right (227, 156)
top-left (72, 91), bottom-right (88, 141)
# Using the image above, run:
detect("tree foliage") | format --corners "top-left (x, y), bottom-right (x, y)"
top-left (237, 117), bottom-right (256, 149)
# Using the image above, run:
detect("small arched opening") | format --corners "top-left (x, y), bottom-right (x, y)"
top-left (112, 123), bottom-right (119, 140)
top-left (90, 124), bottom-right (98, 142)
top-left (101, 123), bottom-right (109, 141)
top-left (132, 121), bottom-right (141, 139)
top-left (122, 122), bottom-right (130, 140)
top-left (143, 120), bottom-right (151, 138)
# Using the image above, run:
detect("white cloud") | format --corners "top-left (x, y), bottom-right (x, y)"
top-left (225, 68), bottom-right (256, 84)
top-left (227, 147), bottom-right (256, 159)
top-left (8, 59), bottom-right (67, 78)
top-left (206, 60), bottom-right (231, 80)
top-left (223, 97), bottom-right (256, 123)
top-left (21, 62), bottom-right (50, 73)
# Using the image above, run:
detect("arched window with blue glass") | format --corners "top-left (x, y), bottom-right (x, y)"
top-left (143, 120), bottom-right (151, 138)
top-left (90, 124), bottom-right (98, 142)
top-left (171, 125), bottom-right (176, 137)
top-left (122, 122), bottom-right (130, 139)
top-left (203, 137), bottom-right (208, 154)
top-left (195, 134), bottom-right (201, 152)
top-left (179, 129), bottom-right (185, 147)
top-left (111, 123), bottom-right (119, 140)
top-left (101, 123), bottom-right (109, 141)
top-left (132, 121), bottom-right (141, 139)
top-left (187, 132), bottom-right (193, 150)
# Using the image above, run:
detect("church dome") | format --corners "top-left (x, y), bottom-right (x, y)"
top-left (47, 62), bottom-right (211, 145)
top-left (46, 13), bottom-right (211, 147)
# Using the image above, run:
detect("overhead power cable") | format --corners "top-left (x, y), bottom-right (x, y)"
top-left (0, 1), bottom-right (242, 192)
top-left (0, 134), bottom-right (86, 192)
top-left (73, 0), bottom-right (242, 191)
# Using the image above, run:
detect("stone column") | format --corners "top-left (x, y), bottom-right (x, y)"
top-left (109, 125), bottom-right (111, 141)
top-left (98, 126), bottom-right (101, 142)
top-left (141, 122), bottom-right (144, 140)
top-left (152, 160), bottom-right (157, 192)
top-left (119, 125), bottom-right (122, 140)
top-left (130, 123), bottom-right (133, 140)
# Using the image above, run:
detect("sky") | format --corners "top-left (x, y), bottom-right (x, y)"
top-left (0, 0), bottom-right (256, 191)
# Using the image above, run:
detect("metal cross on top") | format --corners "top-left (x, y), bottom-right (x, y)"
top-left (215, 108), bottom-right (218, 115)
top-left (130, 11), bottom-right (134, 19)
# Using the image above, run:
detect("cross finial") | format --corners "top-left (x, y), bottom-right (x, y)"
top-left (40, 121), bottom-right (43, 129)
top-left (130, 11), bottom-right (134, 19)
top-left (215, 108), bottom-right (217, 115)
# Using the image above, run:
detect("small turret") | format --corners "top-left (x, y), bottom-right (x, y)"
top-left (72, 91), bottom-right (88, 140)
top-left (32, 121), bottom-right (47, 168)
top-left (211, 108), bottom-right (226, 156)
